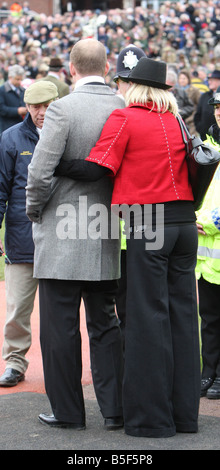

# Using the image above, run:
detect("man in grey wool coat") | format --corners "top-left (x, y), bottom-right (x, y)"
top-left (26, 38), bottom-right (124, 430)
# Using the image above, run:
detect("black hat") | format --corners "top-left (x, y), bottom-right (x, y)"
top-left (208, 86), bottom-right (220, 105)
top-left (49, 57), bottom-right (63, 71)
top-left (128, 57), bottom-right (171, 90)
top-left (208, 69), bottom-right (220, 79)
top-left (114, 44), bottom-right (146, 82)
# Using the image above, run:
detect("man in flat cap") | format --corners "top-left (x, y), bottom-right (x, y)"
top-left (0, 80), bottom-right (58, 387)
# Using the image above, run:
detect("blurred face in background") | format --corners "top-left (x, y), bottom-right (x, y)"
top-left (9, 74), bottom-right (23, 88)
top-left (208, 77), bottom-right (220, 92)
top-left (178, 73), bottom-right (189, 87)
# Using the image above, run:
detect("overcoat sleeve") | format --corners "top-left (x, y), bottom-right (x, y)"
top-left (26, 100), bottom-right (70, 223)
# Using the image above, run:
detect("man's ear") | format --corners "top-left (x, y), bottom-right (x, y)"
top-left (104, 61), bottom-right (110, 77)
top-left (69, 62), bottom-right (76, 78)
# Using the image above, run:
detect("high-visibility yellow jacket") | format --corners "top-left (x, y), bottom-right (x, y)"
top-left (120, 219), bottom-right (126, 250)
top-left (196, 134), bottom-right (220, 285)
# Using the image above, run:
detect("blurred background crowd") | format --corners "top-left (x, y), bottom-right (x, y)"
top-left (1, 0), bottom-right (220, 91)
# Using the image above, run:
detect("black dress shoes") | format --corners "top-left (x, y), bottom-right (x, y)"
top-left (200, 377), bottom-right (214, 397)
top-left (0, 368), bottom-right (25, 387)
top-left (38, 413), bottom-right (85, 429)
top-left (104, 416), bottom-right (124, 430)
top-left (206, 377), bottom-right (220, 399)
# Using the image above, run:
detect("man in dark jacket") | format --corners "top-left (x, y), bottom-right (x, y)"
top-left (194, 69), bottom-right (220, 140)
top-left (0, 80), bottom-right (58, 387)
top-left (0, 64), bottom-right (27, 134)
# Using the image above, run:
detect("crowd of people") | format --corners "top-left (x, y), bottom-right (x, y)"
top-left (0, 0), bottom-right (219, 440)
top-left (1, 1), bottom-right (220, 90)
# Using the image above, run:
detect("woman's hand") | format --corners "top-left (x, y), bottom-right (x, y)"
top-left (196, 223), bottom-right (206, 235)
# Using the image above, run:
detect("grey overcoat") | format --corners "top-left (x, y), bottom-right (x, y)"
top-left (26, 84), bottom-right (124, 280)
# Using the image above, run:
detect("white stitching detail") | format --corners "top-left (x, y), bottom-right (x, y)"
top-left (87, 117), bottom-right (128, 173)
top-left (158, 114), bottom-right (180, 199)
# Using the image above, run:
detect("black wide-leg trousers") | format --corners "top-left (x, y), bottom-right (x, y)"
top-left (124, 223), bottom-right (201, 438)
top-left (198, 276), bottom-right (220, 379)
top-left (39, 279), bottom-right (124, 424)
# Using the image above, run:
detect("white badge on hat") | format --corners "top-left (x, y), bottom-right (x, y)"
top-left (123, 51), bottom-right (139, 70)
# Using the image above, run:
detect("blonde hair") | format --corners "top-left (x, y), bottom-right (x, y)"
top-left (124, 83), bottom-right (179, 116)
top-left (70, 38), bottom-right (107, 77)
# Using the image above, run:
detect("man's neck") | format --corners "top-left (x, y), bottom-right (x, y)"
top-left (74, 76), bottom-right (105, 89)
top-left (48, 71), bottom-right (60, 79)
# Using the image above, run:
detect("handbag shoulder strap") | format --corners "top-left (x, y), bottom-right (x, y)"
top-left (176, 113), bottom-right (191, 155)
top-left (176, 114), bottom-right (191, 144)
top-left (177, 114), bottom-right (205, 150)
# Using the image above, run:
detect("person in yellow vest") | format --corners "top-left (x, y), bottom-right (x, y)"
top-left (196, 91), bottom-right (220, 399)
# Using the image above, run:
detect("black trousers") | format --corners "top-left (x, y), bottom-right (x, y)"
top-left (39, 279), bottom-right (124, 424)
top-left (198, 276), bottom-right (220, 378)
top-left (115, 250), bottom-right (127, 347)
top-left (124, 223), bottom-right (201, 438)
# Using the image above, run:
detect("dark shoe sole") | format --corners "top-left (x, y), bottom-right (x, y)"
top-left (104, 417), bottom-right (124, 431)
top-left (206, 394), bottom-right (220, 400)
top-left (38, 416), bottom-right (85, 429)
top-left (105, 425), bottom-right (124, 430)
top-left (104, 421), bottom-right (124, 431)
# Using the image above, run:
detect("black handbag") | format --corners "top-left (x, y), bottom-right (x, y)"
top-left (177, 115), bottom-right (220, 211)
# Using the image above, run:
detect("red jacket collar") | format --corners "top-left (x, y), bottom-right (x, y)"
top-left (128, 102), bottom-right (166, 113)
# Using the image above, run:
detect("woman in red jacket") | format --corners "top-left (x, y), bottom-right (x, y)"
top-left (55, 57), bottom-right (201, 438)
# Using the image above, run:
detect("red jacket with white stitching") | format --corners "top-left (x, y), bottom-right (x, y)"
top-left (86, 103), bottom-right (194, 206)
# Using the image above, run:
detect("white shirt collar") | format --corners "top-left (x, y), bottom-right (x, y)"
top-left (48, 71), bottom-right (59, 79)
top-left (36, 127), bottom-right (42, 136)
top-left (74, 76), bottom-right (105, 89)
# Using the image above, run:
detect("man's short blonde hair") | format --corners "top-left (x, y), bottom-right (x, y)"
top-left (70, 39), bottom-right (107, 77)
